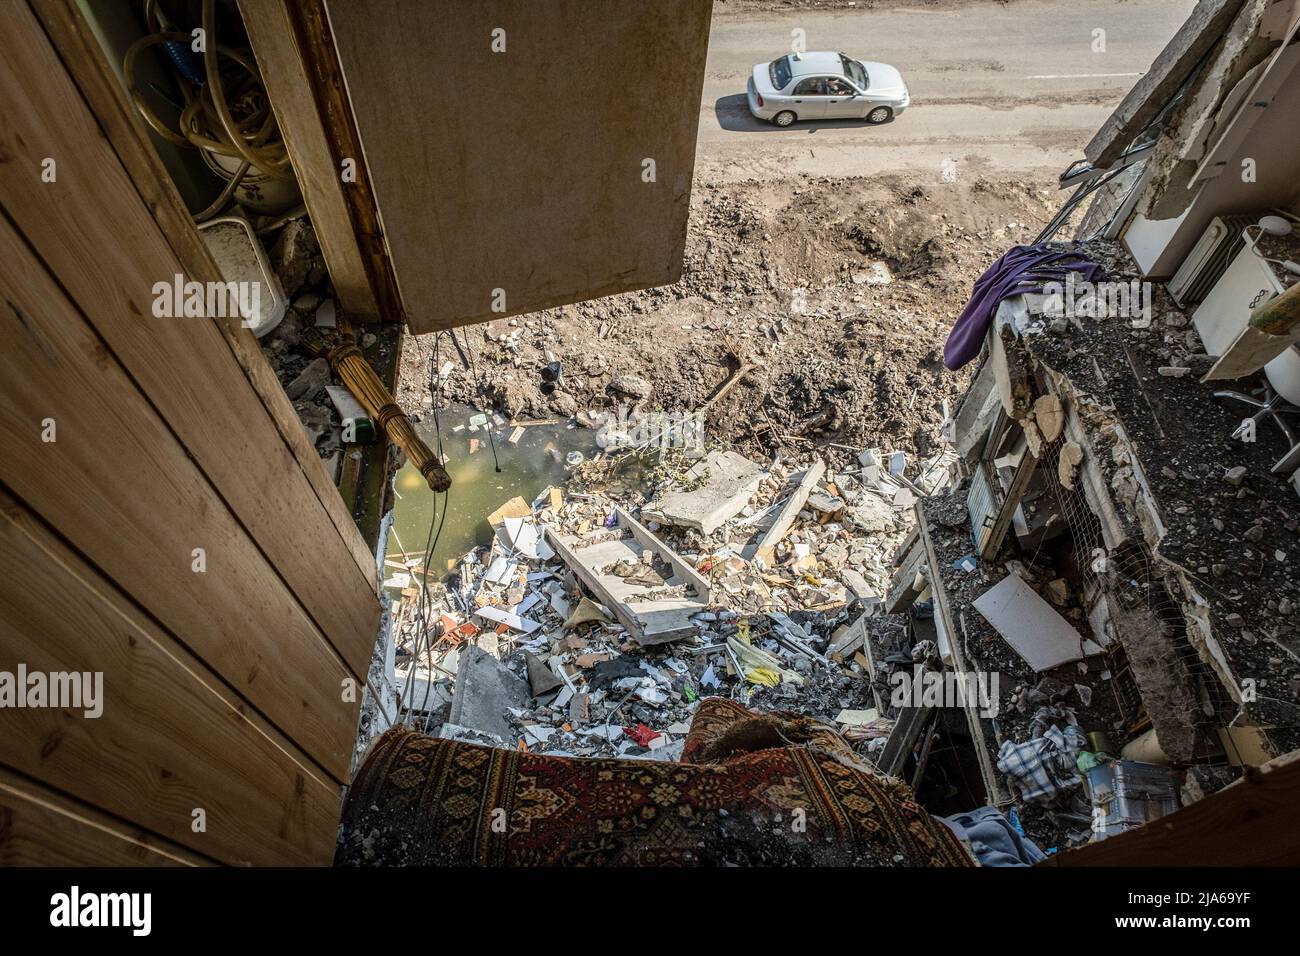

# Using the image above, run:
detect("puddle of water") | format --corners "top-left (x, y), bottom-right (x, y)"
top-left (386, 405), bottom-right (598, 574)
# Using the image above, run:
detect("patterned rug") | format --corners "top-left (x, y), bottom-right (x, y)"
top-left (336, 697), bottom-right (973, 866)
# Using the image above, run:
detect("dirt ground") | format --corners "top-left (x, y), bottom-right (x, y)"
top-left (399, 174), bottom-right (1058, 465)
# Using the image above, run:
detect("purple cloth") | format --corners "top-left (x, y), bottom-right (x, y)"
top-left (943, 244), bottom-right (1102, 371)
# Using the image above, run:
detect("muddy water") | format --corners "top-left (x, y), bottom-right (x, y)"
top-left (386, 405), bottom-right (598, 575)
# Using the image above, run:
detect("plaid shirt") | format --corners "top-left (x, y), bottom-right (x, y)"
top-left (997, 724), bottom-right (1084, 806)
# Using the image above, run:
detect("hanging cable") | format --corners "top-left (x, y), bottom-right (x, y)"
top-left (397, 331), bottom-right (452, 727)
top-left (455, 326), bottom-right (502, 473)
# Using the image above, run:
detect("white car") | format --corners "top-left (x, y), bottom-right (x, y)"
top-left (747, 51), bottom-right (909, 127)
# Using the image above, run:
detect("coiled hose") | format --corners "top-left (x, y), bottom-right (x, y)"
top-left (124, 0), bottom-right (294, 222)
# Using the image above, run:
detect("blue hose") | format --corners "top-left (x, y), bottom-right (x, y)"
top-left (162, 39), bottom-right (205, 86)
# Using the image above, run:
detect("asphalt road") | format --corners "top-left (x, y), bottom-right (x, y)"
top-left (697, 0), bottom-right (1197, 183)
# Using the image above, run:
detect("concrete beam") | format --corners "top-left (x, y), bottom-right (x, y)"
top-left (1085, 0), bottom-right (1245, 169)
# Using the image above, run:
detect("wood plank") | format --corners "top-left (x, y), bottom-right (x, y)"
top-left (884, 538), bottom-right (926, 614)
top-left (1046, 750), bottom-right (1300, 867)
top-left (322, 0), bottom-right (713, 333)
top-left (755, 460), bottom-right (827, 566)
top-left (917, 506), bottom-right (1008, 805)
top-left (0, 216), bottom-right (358, 783)
top-left (980, 446), bottom-right (1039, 560)
top-left (27, 0), bottom-right (379, 595)
top-left (4, 1), bottom-right (377, 678)
top-left (877, 706), bottom-right (930, 778)
top-left (0, 489), bottom-right (343, 865)
top-left (275, 0), bottom-right (406, 322)
top-left (237, 0), bottom-right (379, 321)
top-left (0, 765), bottom-right (209, 867)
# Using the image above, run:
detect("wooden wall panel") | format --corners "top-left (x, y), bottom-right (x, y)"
top-left (29, 0), bottom-right (380, 597)
top-left (0, 489), bottom-right (343, 866)
top-left (0, 767), bottom-right (208, 867)
top-left (0, 216), bottom-right (357, 784)
top-left (323, 0), bottom-right (713, 333)
top-left (238, 0), bottom-right (397, 324)
top-left (0, 1), bottom-right (379, 681)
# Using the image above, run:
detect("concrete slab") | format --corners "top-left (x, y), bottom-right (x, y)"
top-left (652, 450), bottom-right (765, 535)
top-left (448, 645), bottom-right (530, 742)
top-left (1086, 0), bottom-right (1246, 168)
top-left (545, 508), bottom-right (710, 645)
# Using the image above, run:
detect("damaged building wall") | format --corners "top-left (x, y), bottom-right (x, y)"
top-left (908, 212), bottom-right (1300, 850)
top-left (1140, 0), bottom-right (1282, 219)
top-left (1124, 0), bottom-right (1300, 275)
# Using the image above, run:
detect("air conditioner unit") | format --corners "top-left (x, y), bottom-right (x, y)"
top-left (1167, 214), bottom-right (1254, 307)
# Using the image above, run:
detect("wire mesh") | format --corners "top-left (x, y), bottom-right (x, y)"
top-left (1039, 437), bottom-right (1237, 754)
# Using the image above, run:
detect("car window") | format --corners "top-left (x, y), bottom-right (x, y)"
top-left (792, 77), bottom-right (826, 96)
top-left (769, 56), bottom-right (793, 90)
top-left (826, 77), bottom-right (855, 96)
top-left (841, 56), bottom-right (868, 89)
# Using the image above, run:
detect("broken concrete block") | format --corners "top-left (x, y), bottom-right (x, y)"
top-left (839, 568), bottom-right (876, 604)
top-left (1021, 418), bottom-right (1044, 458)
top-left (806, 488), bottom-right (845, 514)
top-left (269, 218), bottom-right (318, 298)
top-left (607, 374), bottom-right (652, 402)
top-left (285, 357), bottom-right (331, 401)
top-left (652, 450), bottom-right (764, 534)
top-left (1058, 441), bottom-right (1084, 490)
top-left (1032, 393), bottom-right (1064, 443)
top-left (847, 493), bottom-right (894, 533)
top-left (447, 645), bottom-right (530, 743)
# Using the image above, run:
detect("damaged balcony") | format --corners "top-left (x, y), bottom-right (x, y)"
top-left (885, 234), bottom-right (1300, 852)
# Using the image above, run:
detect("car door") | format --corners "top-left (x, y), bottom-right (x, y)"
top-left (789, 76), bottom-right (828, 119)
top-left (824, 77), bottom-right (860, 119)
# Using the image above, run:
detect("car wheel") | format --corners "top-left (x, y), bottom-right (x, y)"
top-left (773, 110), bottom-right (797, 127)
top-left (866, 106), bottom-right (892, 124)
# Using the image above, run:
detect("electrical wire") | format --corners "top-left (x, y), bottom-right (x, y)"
top-left (397, 331), bottom-right (452, 728)
top-left (455, 327), bottom-right (502, 473)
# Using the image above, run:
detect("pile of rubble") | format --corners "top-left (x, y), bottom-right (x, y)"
top-left (378, 424), bottom-right (958, 762)
top-left (397, 176), bottom-right (1058, 464)
top-left (258, 217), bottom-right (396, 480)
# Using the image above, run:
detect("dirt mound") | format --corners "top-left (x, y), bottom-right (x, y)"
top-left (399, 174), bottom-right (1057, 465)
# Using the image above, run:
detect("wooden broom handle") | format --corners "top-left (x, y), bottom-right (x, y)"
top-left (326, 342), bottom-right (451, 492)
